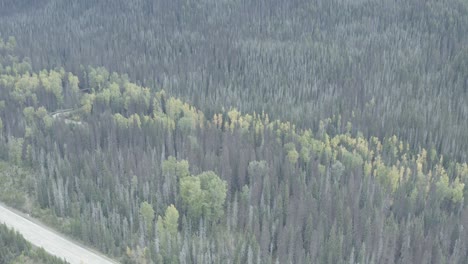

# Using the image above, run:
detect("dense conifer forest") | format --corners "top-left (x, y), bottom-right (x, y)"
top-left (0, 0), bottom-right (467, 162)
top-left (0, 0), bottom-right (467, 263)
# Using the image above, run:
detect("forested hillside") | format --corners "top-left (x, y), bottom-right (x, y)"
top-left (0, 39), bottom-right (467, 263)
top-left (0, 223), bottom-right (68, 264)
top-left (0, 0), bottom-right (467, 163)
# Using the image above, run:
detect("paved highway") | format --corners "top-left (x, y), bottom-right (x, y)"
top-left (0, 203), bottom-right (119, 264)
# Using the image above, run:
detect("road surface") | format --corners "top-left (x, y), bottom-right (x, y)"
top-left (0, 203), bottom-right (119, 264)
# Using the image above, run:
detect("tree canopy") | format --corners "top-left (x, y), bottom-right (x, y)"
top-left (0, 2), bottom-right (467, 261)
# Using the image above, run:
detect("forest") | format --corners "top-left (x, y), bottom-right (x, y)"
top-left (0, 0), bottom-right (467, 163)
top-left (0, 0), bottom-right (467, 263)
top-left (0, 37), bottom-right (467, 263)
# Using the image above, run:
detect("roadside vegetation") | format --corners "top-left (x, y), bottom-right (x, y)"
top-left (0, 223), bottom-right (68, 264)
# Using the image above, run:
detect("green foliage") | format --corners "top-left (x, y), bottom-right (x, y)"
top-left (162, 156), bottom-right (190, 179)
top-left (81, 93), bottom-right (95, 114)
top-left (113, 113), bottom-right (129, 128)
top-left (88, 66), bottom-right (109, 92)
top-left (67, 73), bottom-right (79, 94)
top-left (180, 171), bottom-right (227, 222)
top-left (157, 204), bottom-right (179, 241)
top-left (8, 137), bottom-right (23, 165)
top-left (435, 166), bottom-right (465, 204)
top-left (287, 149), bottom-right (299, 165)
top-left (340, 147), bottom-right (363, 170)
top-left (178, 116), bottom-right (195, 134)
top-left (162, 205), bottom-right (179, 236)
top-left (39, 70), bottom-right (63, 105)
top-left (155, 205), bottom-right (180, 264)
top-left (198, 171), bottom-right (228, 221)
top-left (140, 201), bottom-right (155, 233)
top-left (180, 176), bottom-right (203, 221)
top-left (285, 142), bottom-right (299, 164)
top-left (23, 107), bottom-right (35, 123)
top-left (331, 161), bottom-right (344, 180)
top-left (12, 74), bottom-right (39, 104)
top-left (122, 82), bottom-right (150, 112)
